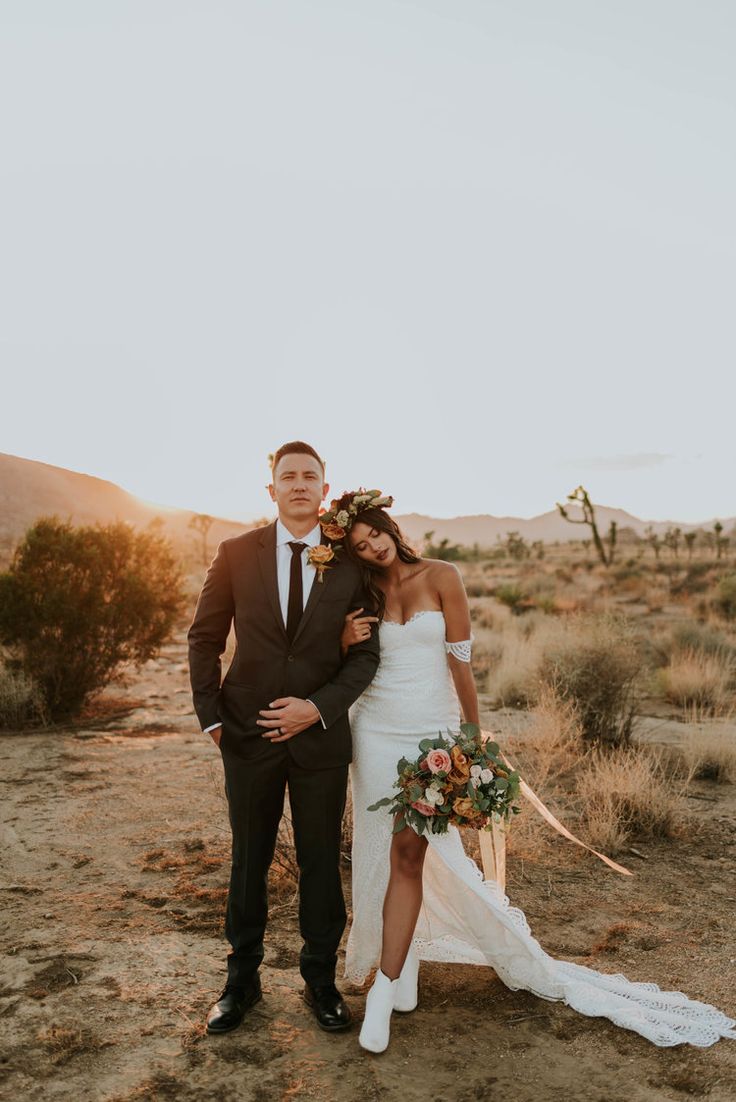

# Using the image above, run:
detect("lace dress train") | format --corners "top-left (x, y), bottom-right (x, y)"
top-left (345, 611), bottom-right (736, 1048)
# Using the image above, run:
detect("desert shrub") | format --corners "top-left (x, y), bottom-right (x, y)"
top-left (676, 723), bottom-right (736, 783)
top-left (612, 563), bottom-right (644, 583)
top-left (538, 615), bottom-right (641, 746)
top-left (714, 574), bottom-right (736, 621)
top-left (0, 517), bottom-right (186, 720)
top-left (577, 747), bottom-right (686, 852)
top-left (494, 583), bottom-right (529, 614)
top-left (669, 622), bottom-right (734, 659)
top-left (669, 562), bottom-right (715, 597)
top-left (0, 662), bottom-right (47, 729)
top-left (464, 581), bottom-right (494, 598)
top-left (656, 648), bottom-right (734, 713)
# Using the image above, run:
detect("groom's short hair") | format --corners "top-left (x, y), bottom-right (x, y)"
top-left (271, 441), bottom-right (325, 476)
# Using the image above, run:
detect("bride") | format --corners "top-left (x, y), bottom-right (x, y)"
top-left (321, 490), bottom-right (736, 1054)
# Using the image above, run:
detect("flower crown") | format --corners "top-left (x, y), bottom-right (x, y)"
top-left (319, 488), bottom-right (394, 545)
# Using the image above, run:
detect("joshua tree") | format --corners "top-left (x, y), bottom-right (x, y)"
top-left (504, 531), bottom-right (530, 561)
top-left (663, 526), bottom-right (682, 559)
top-left (714, 521), bottom-right (726, 560)
top-left (644, 526), bottom-right (662, 561)
top-left (556, 486), bottom-right (612, 566)
top-left (424, 531), bottom-right (462, 561)
top-left (189, 513), bottom-right (215, 569)
top-left (683, 531), bottom-right (697, 560)
top-left (607, 520), bottom-right (618, 564)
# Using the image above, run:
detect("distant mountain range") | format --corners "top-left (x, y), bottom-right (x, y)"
top-left (0, 452), bottom-right (246, 561)
top-left (1, 452), bottom-right (733, 559)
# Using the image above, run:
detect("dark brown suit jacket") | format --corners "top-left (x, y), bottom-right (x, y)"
top-left (187, 521), bottom-right (380, 769)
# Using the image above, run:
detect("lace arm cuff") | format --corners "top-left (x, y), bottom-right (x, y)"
top-left (445, 637), bottom-right (473, 663)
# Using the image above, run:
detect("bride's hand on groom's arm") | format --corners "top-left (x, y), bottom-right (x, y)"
top-left (341, 608), bottom-right (379, 653)
top-left (257, 698), bottom-right (321, 742)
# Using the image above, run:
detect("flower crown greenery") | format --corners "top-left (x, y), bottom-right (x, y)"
top-left (319, 488), bottom-right (394, 545)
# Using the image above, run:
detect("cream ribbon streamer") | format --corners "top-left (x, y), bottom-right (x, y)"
top-left (478, 733), bottom-right (632, 889)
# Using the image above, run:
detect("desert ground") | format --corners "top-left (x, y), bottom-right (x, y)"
top-left (2, 552), bottom-right (736, 1102)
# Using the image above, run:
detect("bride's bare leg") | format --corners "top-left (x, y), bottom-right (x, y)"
top-left (379, 824), bottom-right (428, 980)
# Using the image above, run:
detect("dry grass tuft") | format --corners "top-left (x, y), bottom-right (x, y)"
top-left (0, 662), bottom-right (47, 729)
top-left (576, 746), bottom-right (687, 853)
top-left (484, 614), bottom-right (567, 708)
top-left (657, 647), bottom-right (735, 713)
top-left (37, 1025), bottom-right (103, 1064)
top-left (589, 921), bottom-right (645, 955)
top-left (675, 721), bottom-right (736, 783)
top-left (504, 687), bottom-right (582, 859)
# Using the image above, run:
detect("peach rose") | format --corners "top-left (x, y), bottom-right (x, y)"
top-left (320, 522), bottom-right (346, 541)
top-left (426, 748), bottom-right (452, 775)
top-left (411, 799), bottom-right (436, 817)
top-left (307, 544), bottom-right (336, 583)
top-left (308, 545), bottom-right (335, 566)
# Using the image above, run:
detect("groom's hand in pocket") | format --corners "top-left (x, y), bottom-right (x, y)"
top-left (257, 698), bottom-right (321, 742)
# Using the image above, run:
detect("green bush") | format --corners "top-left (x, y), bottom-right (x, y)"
top-left (0, 517), bottom-right (186, 721)
top-left (670, 622), bottom-right (735, 659)
top-left (539, 616), bottom-right (640, 746)
top-left (494, 583), bottom-right (529, 614)
top-left (715, 574), bottom-right (736, 621)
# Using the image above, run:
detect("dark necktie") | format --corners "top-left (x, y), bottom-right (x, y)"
top-left (286, 541), bottom-right (307, 641)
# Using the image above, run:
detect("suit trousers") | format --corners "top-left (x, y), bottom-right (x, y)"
top-left (220, 736), bottom-right (348, 988)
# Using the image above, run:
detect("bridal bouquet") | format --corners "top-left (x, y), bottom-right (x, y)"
top-left (368, 723), bottom-right (521, 836)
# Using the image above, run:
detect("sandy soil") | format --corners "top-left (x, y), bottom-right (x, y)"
top-left (1, 631), bottom-right (735, 1102)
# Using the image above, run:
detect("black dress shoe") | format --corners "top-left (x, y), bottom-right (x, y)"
top-left (303, 982), bottom-right (352, 1032)
top-left (206, 979), bottom-right (262, 1034)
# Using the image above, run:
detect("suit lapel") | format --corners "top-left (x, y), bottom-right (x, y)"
top-left (257, 521), bottom-right (288, 640)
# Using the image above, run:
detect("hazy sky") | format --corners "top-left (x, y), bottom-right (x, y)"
top-left (2, 1), bottom-right (734, 523)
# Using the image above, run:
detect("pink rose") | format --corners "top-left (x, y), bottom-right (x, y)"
top-left (411, 799), bottom-right (436, 817)
top-left (426, 749), bottom-right (452, 775)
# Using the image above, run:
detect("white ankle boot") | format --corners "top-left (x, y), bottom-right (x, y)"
top-left (359, 970), bottom-right (398, 1053)
top-left (393, 945), bottom-right (419, 1013)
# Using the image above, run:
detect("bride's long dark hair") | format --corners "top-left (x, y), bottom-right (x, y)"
top-left (342, 507), bottom-right (420, 620)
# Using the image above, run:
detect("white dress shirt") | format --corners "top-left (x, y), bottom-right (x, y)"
top-left (275, 519), bottom-right (321, 625)
top-left (203, 520), bottom-right (326, 733)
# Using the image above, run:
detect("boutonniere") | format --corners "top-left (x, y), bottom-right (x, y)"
top-left (307, 544), bottom-right (336, 583)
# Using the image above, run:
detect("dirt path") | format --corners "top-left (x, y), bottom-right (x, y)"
top-left (1, 635), bottom-right (735, 1101)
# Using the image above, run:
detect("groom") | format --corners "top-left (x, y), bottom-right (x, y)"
top-left (187, 441), bottom-right (380, 1035)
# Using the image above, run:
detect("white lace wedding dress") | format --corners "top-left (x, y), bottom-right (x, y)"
top-left (345, 610), bottom-right (736, 1048)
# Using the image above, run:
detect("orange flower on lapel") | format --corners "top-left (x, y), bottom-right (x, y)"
top-left (307, 544), bottom-right (335, 583)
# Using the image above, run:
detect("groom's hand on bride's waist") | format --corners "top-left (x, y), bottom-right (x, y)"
top-left (257, 697), bottom-right (322, 742)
